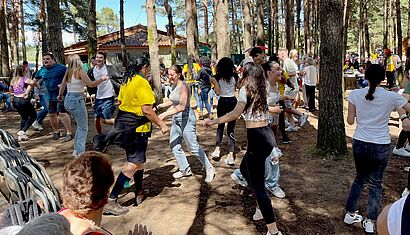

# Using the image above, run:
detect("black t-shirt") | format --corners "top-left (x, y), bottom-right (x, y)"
top-left (197, 67), bottom-right (212, 90)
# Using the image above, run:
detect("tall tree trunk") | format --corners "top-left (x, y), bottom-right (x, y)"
top-left (317, 0), bottom-right (347, 155)
top-left (296, 0), bottom-right (301, 52)
top-left (87, 0), bottom-right (96, 64)
top-left (35, 28), bottom-right (41, 73)
top-left (39, 0), bottom-right (47, 55)
top-left (0, 0), bottom-right (10, 76)
top-left (383, 0), bottom-right (389, 49)
top-left (392, 0), bottom-right (396, 52)
top-left (358, 0), bottom-right (364, 58)
top-left (164, 0), bottom-right (176, 64)
top-left (408, 0), bottom-right (410, 38)
top-left (275, 0), bottom-right (279, 52)
top-left (243, 0), bottom-right (252, 56)
top-left (230, 0), bottom-right (237, 53)
top-left (203, 0), bottom-right (209, 44)
top-left (146, 0), bottom-right (161, 102)
top-left (211, 1), bottom-right (218, 61)
top-left (268, 0), bottom-right (273, 55)
top-left (342, 0), bottom-right (354, 60)
top-left (364, 2), bottom-right (370, 57)
top-left (214, 0), bottom-right (230, 59)
top-left (396, 0), bottom-right (402, 58)
top-left (251, 0), bottom-right (256, 45)
top-left (314, 0), bottom-right (320, 56)
top-left (120, 0), bottom-right (127, 67)
top-left (256, 0), bottom-right (264, 45)
top-left (235, 0), bottom-right (242, 54)
top-left (186, 0), bottom-right (199, 59)
top-left (11, 0), bottom-right (19, 65)
top-left (304, 0), bottom-right (311, 55)
top-left (46, 0), bottom-right (65, 64)
top-left (20, 0), bottom-right (26, 61)
top-left (285, 0), bottom-right (295, 51)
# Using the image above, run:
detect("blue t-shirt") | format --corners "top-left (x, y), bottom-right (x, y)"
top-left (35, 64), bottom-right (67, 101)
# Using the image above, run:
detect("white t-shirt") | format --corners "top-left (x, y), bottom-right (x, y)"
top-left (93, 65), bottom-right (115, 99)
top-left (266, 81), bottom-right (280, 106)
top-left (219, 77), bottom-right (236, 97)
top-left (283, 58), bottom-right (299, 92)
top-left (304, 65), bottom-right (317, 86)
top-left (387, 195), bottom-right (408, 235)
top-left (348, 87), bottom-right (407, 144)
top-left (238, 86), bottom-right (269, 122)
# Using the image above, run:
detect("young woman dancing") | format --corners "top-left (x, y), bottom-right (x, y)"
top-left (205, 62), bottom-right (282, 235)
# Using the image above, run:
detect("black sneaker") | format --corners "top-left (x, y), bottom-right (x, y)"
top-left (64, 134), bottom-right (73, 142)
top-left (52, 132), bottom-right (61, 140)
top-left (282, 136), bottom-right (292, 144)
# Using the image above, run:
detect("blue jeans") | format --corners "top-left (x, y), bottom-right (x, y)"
top-left (64, 93), bottom-right (88, 155)
top-left (169, 108), bottom-right (213, 171)
top-left (198, 87), bottom-right (212, 114)
top-left (345, 139), bottom-right (390, 220)
top-left (234, 152), bottom-right (281, 190)
top-left (36, 94), bottom-right (49, 124)
top-left (0, 92), bottom-right (11, 110)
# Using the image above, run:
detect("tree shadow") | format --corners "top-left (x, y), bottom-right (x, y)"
top-left (187, 180), bottom-right (211, 235)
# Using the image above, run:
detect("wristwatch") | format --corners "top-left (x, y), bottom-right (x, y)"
top-left (400, 114), bottom-right (409, 121)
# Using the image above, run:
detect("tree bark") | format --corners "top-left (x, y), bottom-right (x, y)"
top-left (383, 0), bottom-right (389, 49)
top-left (304, 0), bottom-right (310, 55)
top-left (146, 0), bottom-right (162, 102)
top-left (203, 0), bottom-right (209, 44)
top-left (342, 0), bottom-right (354, 60)
top-left (256, 0), bottom-right (264, 45)
top-left (20, 0), bottom-right (26, 61)
top-left (87, 0), bottom-right (97, 64)
top-left (0, 0), bottom-right (10, 76)
top-left (39, 0), bottom-right (47, 55)
top-left (275, 0), bottom-right (279, 52)
top-left (164, 0), bottom-right (176, 64)
top-left (35, 28), bottom-right (40, 73)
top-left (285, 0), bottom-right (295, 51)
top-left (214, 0), bottom-right (230, 59)
top-left (364, 2), bottom-right (370, 57)
top-left (46, 0), bottom-right (65, 64)
top-left (317, 0), bottom-right (347, 155)
top-left (268, 0), bottom-right (273, 55)
top-left (120, 0), bottom-right (127, 67)
top-left (358, 0), bottom-right (364, 58)
top-left (186, 0), bottom-right (200, 59)
top-left (408, 0), bottom-right (410, 38)
top-left (296, 0), bottom-right (301, 52)
top-left (235, 0), bottom-right (242, 54)
top-left (11, 0), bottom-right (19, 65)
top-left (243, 0), bottom-right (252, 56)
top-left (396, 0), bottom-right (402, 58)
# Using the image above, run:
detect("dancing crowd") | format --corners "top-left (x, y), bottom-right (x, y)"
top-left (0, 45), bottom-right (409, 235)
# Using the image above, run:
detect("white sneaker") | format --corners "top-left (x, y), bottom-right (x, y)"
top-left (230, 171), bottom-right (248, 187)
top-left (343, 212), bottom-right (363, 225)
top-left (285, 125), bottom-right (299, 132)
top-left (266, 232), bottom-right (282, 235)
top-left (224, 153), bottom-right (235, 166)
top-left (402, 188), bottom-right (410, 197)
top-left (173, 166), bottom-right (193, 179)
top-left (405, 143), bottom-right (410, 152)
top-left (268, 187), bottom-right (286, 198)
top-left (362, 219), bottom-right (375, 233)
top-left (299, 113), bottom-right (308, 127)
top-left (32, 121), bottom-right (43, 131)
top-left (18, 134), bottom-right (29, 141)
top-left (284, 120), bottom-right (290, 127)
top-left (205, 166), bottom-right (215, 183)
top-left (211, 149), bottom-right (220, 160)
top-left (17, 130), bottom-right (25, 136)
top-left (392, 147), bottom-right (410, 157)
top-left (253, 207), bottom-right (263, 221)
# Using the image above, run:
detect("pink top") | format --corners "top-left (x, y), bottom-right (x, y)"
top-left (12, 77), bottom-right (28, 96)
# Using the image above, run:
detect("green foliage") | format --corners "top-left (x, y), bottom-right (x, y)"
top-left (97, 7), bottom-right (120, 36)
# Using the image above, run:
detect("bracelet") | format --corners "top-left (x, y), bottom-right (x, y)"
top-left (400, 114), bottom-right (409, 121)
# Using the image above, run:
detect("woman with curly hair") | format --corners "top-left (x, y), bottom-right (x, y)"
top-left (59, 151), bottom-right (114, 235)
top-left (205, 62), bottom-right (282, 235)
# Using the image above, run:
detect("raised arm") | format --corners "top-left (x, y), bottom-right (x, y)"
top-left (80, 70), bottom-right (105, 87)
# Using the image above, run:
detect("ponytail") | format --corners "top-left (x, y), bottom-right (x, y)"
top-left (364, 64), bottom-right (385, 101)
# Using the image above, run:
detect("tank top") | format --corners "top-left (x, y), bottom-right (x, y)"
top-left (219, 77), bottom-right (236, 97)
top-left (169, 81), bottom-right (190, 108)
top-left (67, 75), bottom-right (85, 93)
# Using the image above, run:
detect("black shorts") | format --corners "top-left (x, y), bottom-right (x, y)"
top-left (48, 100), bottom-right (67, 114)
top-left (125, 134), bottom-right (149, 164)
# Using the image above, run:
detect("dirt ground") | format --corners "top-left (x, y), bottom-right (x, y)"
top-left (0, 94), bottom-right (409, 235)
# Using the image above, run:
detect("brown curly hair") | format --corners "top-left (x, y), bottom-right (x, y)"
top-left (62, 151), bottom-right (114, 216)
top-left (242, 62), bottom-right (268, 115)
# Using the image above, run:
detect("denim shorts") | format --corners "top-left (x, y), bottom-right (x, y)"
top-left (48, 100), bottom-right (67, 114)
top-left (94, 97), bottom-right (115, 119)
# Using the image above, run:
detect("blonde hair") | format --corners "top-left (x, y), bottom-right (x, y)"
top-left (289, 49), bottom-right (298, 60)
top-left (10, 65), bottom-right (26, 87)
top-left (64, 54), bottom-right (84, 82)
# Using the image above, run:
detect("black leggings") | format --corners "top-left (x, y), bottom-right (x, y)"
top-left (397, 130), bottom-right (410, 149)
top-left (305, 85), bottom-right (316, 111)
top-left (386, 71), bottom-right (395, 89)
top-left (13, 97), bottom-right (37, 132)
top-left (278, 100), bottom-right (287, 138)
top-left (216, 97), bottom-right (237, 152)
top-left (240, 125), bottom-right (276, 224)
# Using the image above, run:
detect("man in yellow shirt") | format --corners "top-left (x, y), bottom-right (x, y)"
top-left (385, 48), bottom-right (396, 89)
top-left (104, 57), bottom-right (168, 216)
